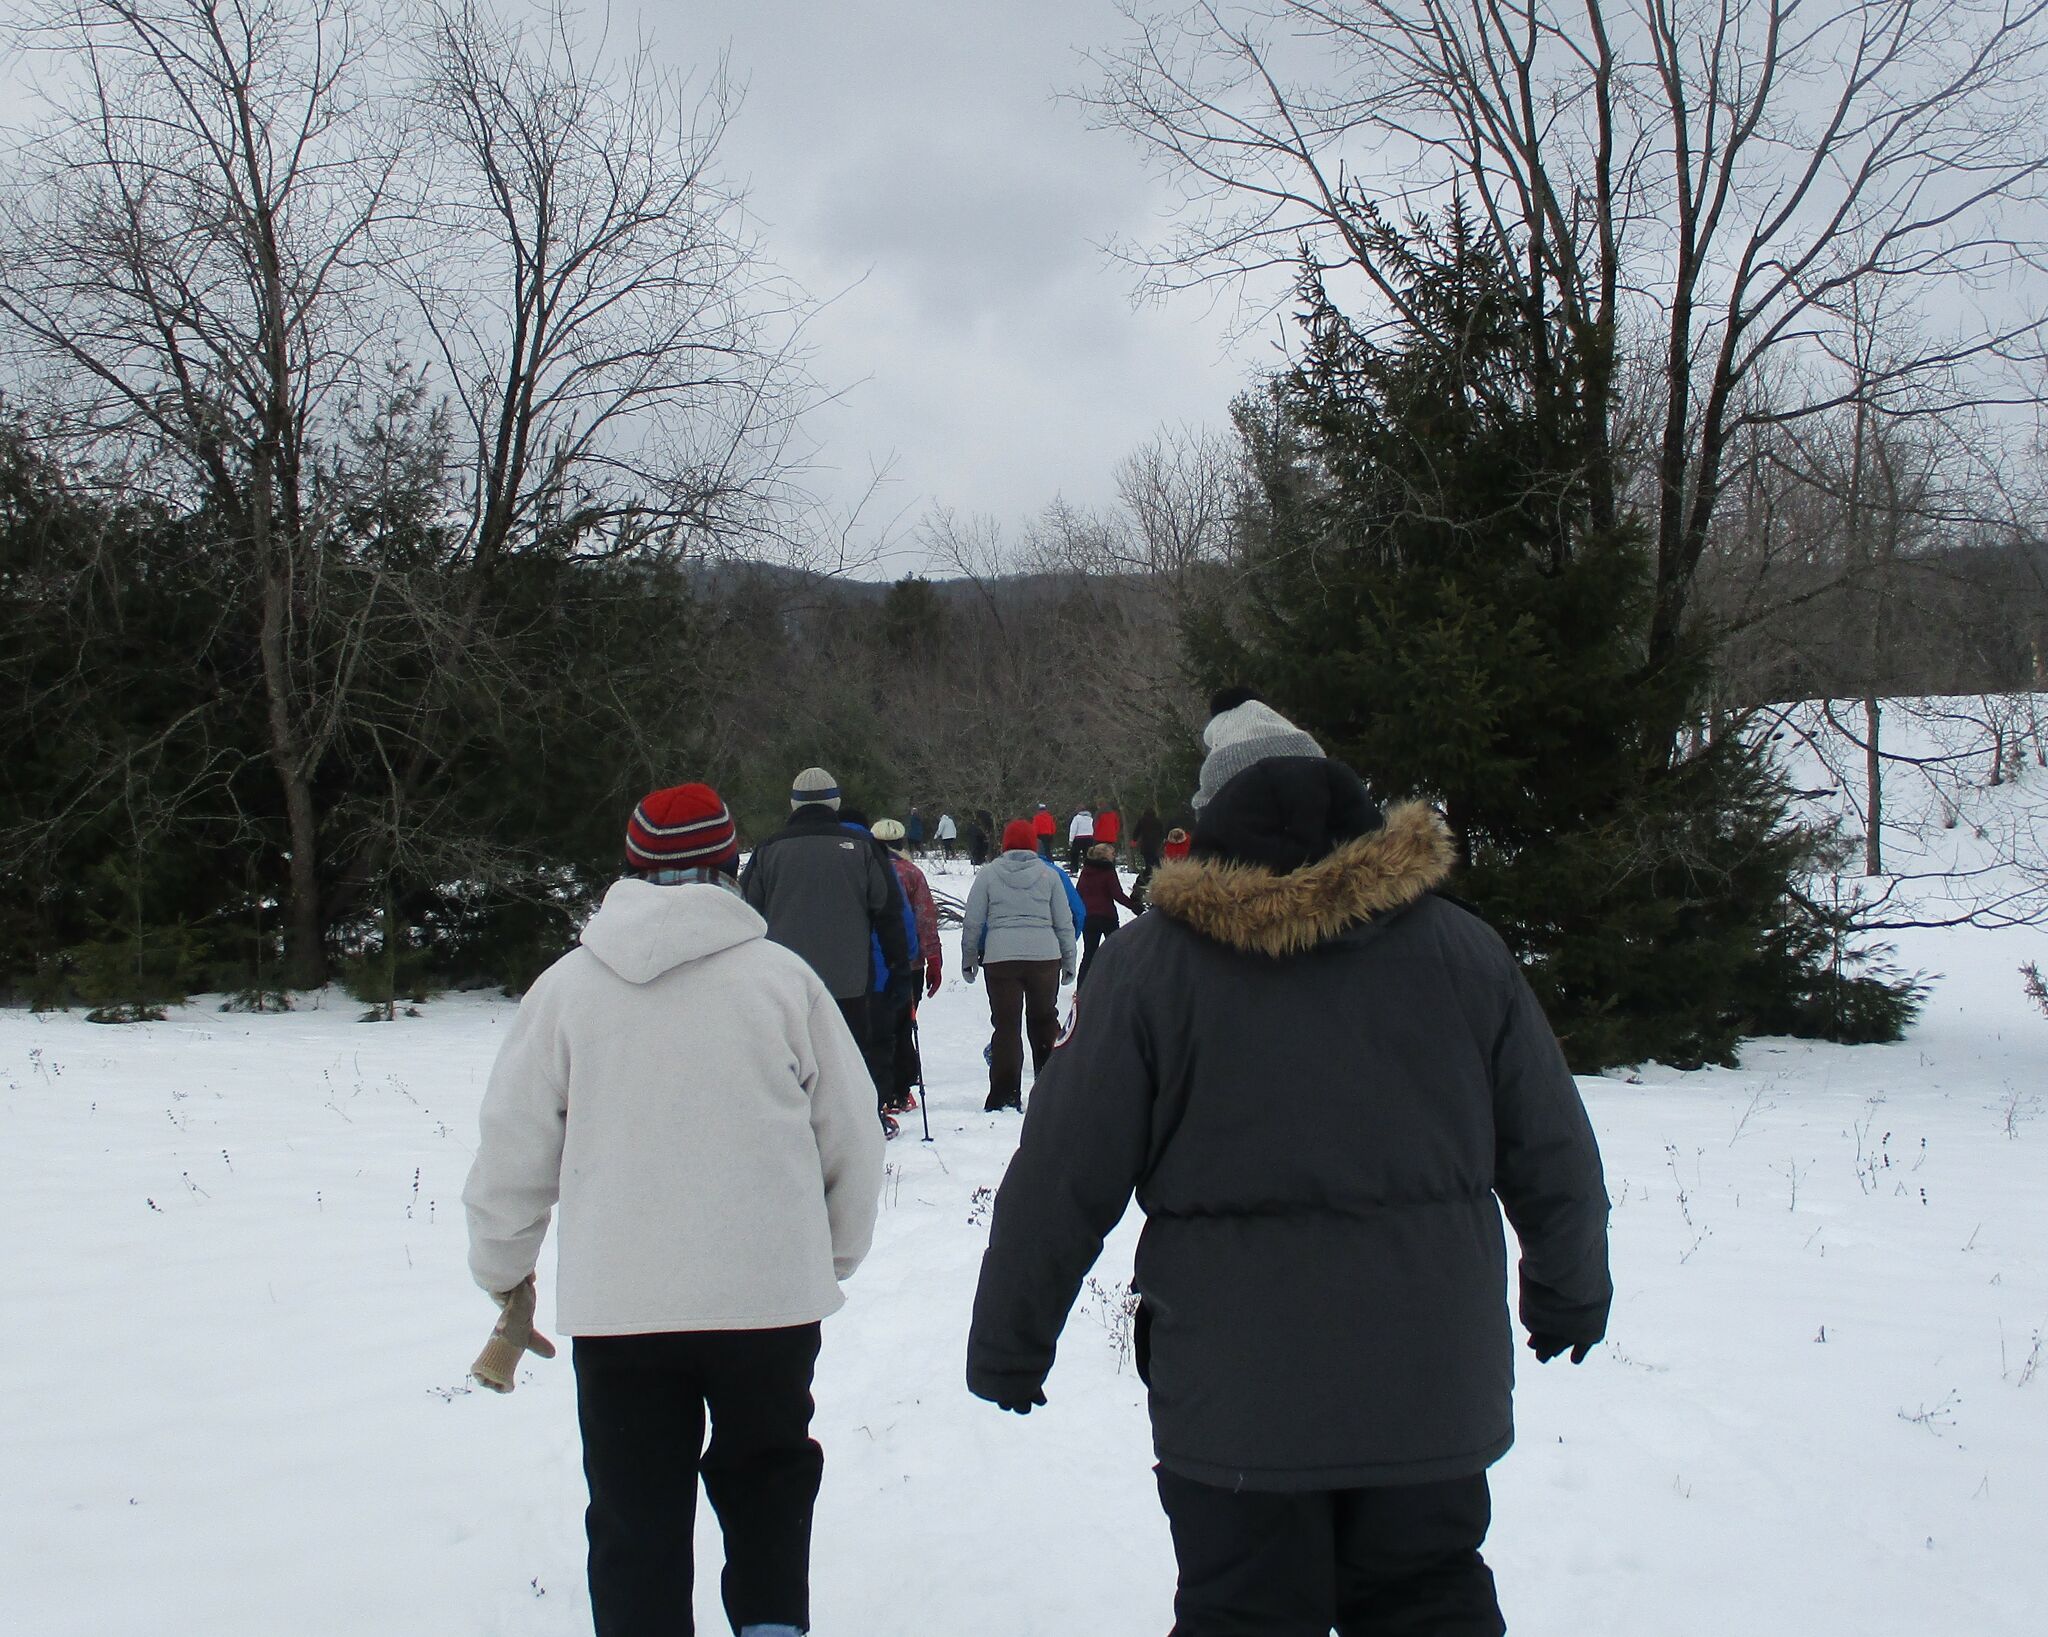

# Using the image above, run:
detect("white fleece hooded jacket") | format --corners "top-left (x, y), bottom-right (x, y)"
top-left (463, 877), bottom-right (884, 1335)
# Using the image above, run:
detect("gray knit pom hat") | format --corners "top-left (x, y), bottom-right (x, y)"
top-left (1193, 698), bottom-right (1324, 810)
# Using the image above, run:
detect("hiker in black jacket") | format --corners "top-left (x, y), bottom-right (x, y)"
top-left (741, 768), bottom-right (909, 1130)
top-left (967, 694), bottom-right (1611, 1637)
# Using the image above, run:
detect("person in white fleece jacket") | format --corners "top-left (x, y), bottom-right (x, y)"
top-left (463, 781), bottom-right (883, 1637)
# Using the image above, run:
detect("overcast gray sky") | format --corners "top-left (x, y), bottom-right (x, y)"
top-left (620, 0), bottom-right (1279, 572)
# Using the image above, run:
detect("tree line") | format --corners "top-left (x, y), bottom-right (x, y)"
top-left (6, 0), bottom-right (2048, 1070)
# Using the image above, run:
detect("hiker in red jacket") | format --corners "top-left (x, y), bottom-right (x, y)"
top-left (1031, 803), bottom-right (1057, 861)
top-left (1092, 806), bottom-right (1122, 860)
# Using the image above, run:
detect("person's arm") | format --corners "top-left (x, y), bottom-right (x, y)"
top-left (1490, 969), bottom-right (1612, 1357)
top-left (870, 847), bottom-right (911, 972)
top-left (462, 976), bottom-right (572, 1296)
top-left (740, 839), bottom-right (769, 910)
top-left (968, 942), bottom-right (1155, 1408)
top-left (960, 871), bottom-right (990, 978)
top-left (1053, 870), bottom-right (1079, 977)
top-left (1112, 874), bottom-right (1138, 912)
top-left (910, 871), bottom-right (942, 989)
top-left (803, 979), bottom-right (885, 1278)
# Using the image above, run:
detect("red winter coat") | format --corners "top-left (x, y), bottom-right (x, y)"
top-left (1093, 810), bottom-right (1122, 845)
top-left (1075, 859), bottom-right (1137, 923)
top-left (891, 855), bottom-right (942, 984)
top-left (1032, 809), bottom-right (1057, 838)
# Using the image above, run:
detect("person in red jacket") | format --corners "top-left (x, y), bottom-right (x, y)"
top-left (1092, 806), bottom-right (1122, 859)
top-left (1163, 826), bottom-right (1192, 861)
top-left (873, 819), bottom-right (942, 1114)
top-left (1075, 843), bottom-right (1139, 986)
top-left (1031, 803), bottom-right (1057, 861)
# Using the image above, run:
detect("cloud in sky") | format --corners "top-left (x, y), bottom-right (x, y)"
top-left (614, 0), bottom-right (1278, 568)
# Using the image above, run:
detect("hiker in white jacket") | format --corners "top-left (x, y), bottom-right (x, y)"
top-left (463, 781), bottom-right (883, 1637)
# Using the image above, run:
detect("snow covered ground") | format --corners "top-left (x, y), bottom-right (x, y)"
top-left (6, 854), bottom-right (2047, 1633)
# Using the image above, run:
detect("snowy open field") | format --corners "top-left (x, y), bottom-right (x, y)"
top-left (6, 709), bottom-right (2048, 1635)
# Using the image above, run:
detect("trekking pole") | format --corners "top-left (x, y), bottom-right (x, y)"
top-left (911, 1011), bottom-right (933, 1142)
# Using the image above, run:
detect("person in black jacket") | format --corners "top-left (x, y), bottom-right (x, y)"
top-left (966, 695), bottom-right (1611, 1637)
top-left (741, 768), bottom-right (909, 1137)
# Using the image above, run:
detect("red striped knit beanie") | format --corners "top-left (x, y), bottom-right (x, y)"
top-left (625, 783), bottom-right (739, 872)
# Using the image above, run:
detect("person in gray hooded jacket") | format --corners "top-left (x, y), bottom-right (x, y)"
top-left (960, 818), bottom-right (1078, 1112)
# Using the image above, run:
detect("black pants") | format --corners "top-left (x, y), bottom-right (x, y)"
top-left (879, 970), bottom-right (920, 1109)
top-left (574, 1325), bottom-right (824, 1637)
top-left (1155, 1467), bottom-right (1505, 1637)
top-left (1079, 912), bottom-right (1120, 986)
top-left (837, 992), bottom-right (894, 1117)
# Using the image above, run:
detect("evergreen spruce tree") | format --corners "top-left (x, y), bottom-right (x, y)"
top-left (1193, 208), bottom-right (1919, 1069)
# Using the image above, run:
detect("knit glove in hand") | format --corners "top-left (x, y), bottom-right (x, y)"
top-left (471, 1274), bottom-right (557, 1393)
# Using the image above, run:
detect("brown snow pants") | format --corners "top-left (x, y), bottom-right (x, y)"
top-left (982, 957), bottom-right (1062, 1109)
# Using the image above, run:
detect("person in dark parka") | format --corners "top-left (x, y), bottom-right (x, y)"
top-left (966, 694), bottom-right (1611, 1637)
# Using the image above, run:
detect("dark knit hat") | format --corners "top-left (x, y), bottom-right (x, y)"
top-left (1194, 696), bottom-right (1324, 811)
top-left (1001, 819), bottom-right (1038, 852)
top-left (625, 783), bottom-right (738, 872)
top-left (791, 766), bottom-right (841, 811)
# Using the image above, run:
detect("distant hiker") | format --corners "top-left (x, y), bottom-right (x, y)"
top-left (464, 781), bottom-right (884, 1637)
top-left (1162, 825), bottom-right (1192, 862)
top-left (905, 805), bottom-right (926, 856)
top-left (966, 814), bottom-right (991, 867)
top-left (935, 811), bottom-right (959, 862)
top-left (741, 767), bottom-right (908, 1135)
top-left (1031, 803), bottom-right (1057, 861)
top-left (1130, 809), bottom-right (1167, 910)
top-left (873, 819), bottom-right (942, 1116)
top-left (1092, 805), bottom-right (1122, 861)
top-left (967, 694), bottom-right (1612, 1637)
top-left (1066, 806), bottom-right (1095, 871)
top-left (837, 804), bottom-right (919, 1139)
top-left (973, 807), bottom-right (997, 867)
top-left (960, 819), bottom-right (1077, 1112)
top-left (1132, 809), bottom-right (1166, 870)
top-left (1075, 843), bottom-right (1137, 986)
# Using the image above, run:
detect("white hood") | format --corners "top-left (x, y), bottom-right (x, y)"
top-left (579, 877), bottom-right (765, 984)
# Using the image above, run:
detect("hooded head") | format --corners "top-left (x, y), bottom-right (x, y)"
top-left (790, 766), bottom-right (841, 812)
top-left (1189, 691), bottom-right (1382, 876)
top-left (1001, 819), bottom-right (1039, 853)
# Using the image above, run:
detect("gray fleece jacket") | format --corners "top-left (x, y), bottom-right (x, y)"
top-left (960, 849), bottom-right (1078, 975)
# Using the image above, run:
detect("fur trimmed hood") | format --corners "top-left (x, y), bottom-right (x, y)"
top-left (1147, 800), bottom-right (1456, 957)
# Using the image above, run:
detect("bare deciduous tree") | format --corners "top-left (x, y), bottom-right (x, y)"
top-left (1091, 0), bottom-right (2048, 707)
top-left (0, 0), bottom-right (399, 983)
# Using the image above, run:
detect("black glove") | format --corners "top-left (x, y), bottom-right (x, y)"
top-left (1527, 1333), bottom-right (1596, 1365)
top-left (977, 1381), bottom-right (1046, 1415)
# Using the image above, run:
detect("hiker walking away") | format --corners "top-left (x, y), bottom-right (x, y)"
top-left (1129, 808), bottom-right (1166, 910)
top-left (905, 805), bottom-right (927, 858)
top-left (464, 782), bottom-right (884, 1637)
top-left (970, 808), bottom-right (996, 868)
top-left (1075, 843), bottom-right (1137, 986)
top-left (960, 819), bottom-right (1076, 1112)
top-left (1031, 803), bottom-right (1057, 861)
top-left (1092, 804), bottom-right (1122, 863)
top-left (741, 767), bottom-right (908, 1135)
top-left (836, 804), bottom-right (919, 1138)
top-left (935, 811), bottom-right (959, 863)
top-left (872, 819), bottom-right (942, 1116)
top-left (1162, 826), bottom-right (1192, 862)
top-left (1066, 806), bottom-right (1095, 872)
top-left (967, 694), bottom-right (1611, 1637)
